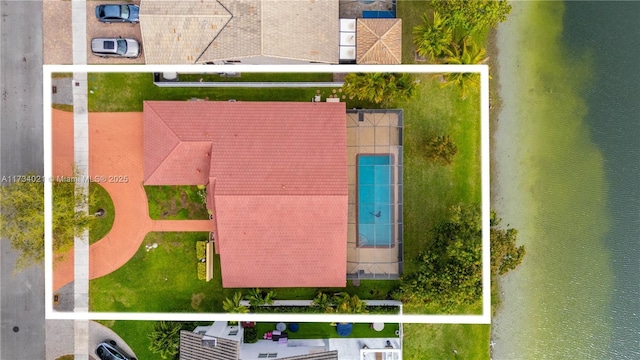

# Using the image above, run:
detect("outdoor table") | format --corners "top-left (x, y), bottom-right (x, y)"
top-left (276, 322), bottom-right (287, 332)
top-left (372, 323), bottom-right (385, 331)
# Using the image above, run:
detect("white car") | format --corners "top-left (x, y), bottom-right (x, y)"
top-left (91, 37), bottom-right (140, 58)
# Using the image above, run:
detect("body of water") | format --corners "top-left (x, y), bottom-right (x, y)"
top-left (491, 1), bottom-right (640, 358)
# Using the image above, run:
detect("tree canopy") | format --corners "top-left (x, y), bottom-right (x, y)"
top-left (441, 39), bottom-right (487, 99)
top-left (148, 321), bottom-right (182, 359)
top-left (222, 291), bottom-right (249, 313)
top-left (431, 0), bottom-right (512, 36)
top-left (342, 73), bottom-right (417, 106)
top-left (395, 205), bottom-right (524, 312)
top-left (490, 212), bottom-right (525, 275)
top-left (0, 174), bottom-right (95, 269)
top-left (413, 11), bottom-right (453, 61)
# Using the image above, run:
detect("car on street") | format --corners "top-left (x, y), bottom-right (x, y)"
top-left (91, 37), bottom-right (140, 58)
top-left (95, 4), bottom-right (139, 23)
top-left (95, 340), bottom-right (137, 360)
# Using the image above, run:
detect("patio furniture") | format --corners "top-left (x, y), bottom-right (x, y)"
top-left (372, 323), bottom-right (384, 331)
top-left (272, 330), bottom-right (287, 341)
top-left (288, 323), bottom-right (299, 333)
top-left (276, 322), bottom-right (287, 332)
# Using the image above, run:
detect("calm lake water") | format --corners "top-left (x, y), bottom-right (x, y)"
top-left (491, 1), bottom-right (640, 359)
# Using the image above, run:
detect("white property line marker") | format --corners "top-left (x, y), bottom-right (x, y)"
top-left (43, 64), bottom-right (490, 324)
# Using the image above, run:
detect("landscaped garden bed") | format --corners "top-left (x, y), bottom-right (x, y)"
top-left (144, 185), bottom-right (209, 220)
top-left (89, 182), bottom-right (115, 244)
top-left (254, 322), bottom-right (400, 340)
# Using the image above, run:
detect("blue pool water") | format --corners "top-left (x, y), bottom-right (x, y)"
top-left (357, 154), bottom-right (393, 247)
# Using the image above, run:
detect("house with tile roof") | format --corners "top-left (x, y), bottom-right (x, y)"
top-left (143, 101), bottom-right (348, 288)
top-left (179, 322), bottom-right (401, 360)
top-left (356, 19), bottom-right (402, 65)
top-left (139, 0), bottom-right (339, 64)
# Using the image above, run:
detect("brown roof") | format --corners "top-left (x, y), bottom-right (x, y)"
top-left (140, 0), bottom-right (339, 64)
top-left (143, 101), bottom-right (348, 288)
top-left (356, 19), bottom-right (402, 64)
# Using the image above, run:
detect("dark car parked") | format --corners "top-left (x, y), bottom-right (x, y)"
top-left (95, 340), bottom-right (137, 360)
top-left (95, 4), bottom-right (140, 23)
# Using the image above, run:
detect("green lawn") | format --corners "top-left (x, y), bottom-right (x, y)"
top-left (403, 323), bottom-right (489, 360)
top-left (89, 182), bottom-right (115, 244)
top-left (88, 73), bottom-right (324, 112)
top-left (397, 0), bottom-right (430, 64)
top-left (255, 322), bottom-right (399, 340)
top-left (89, 232), bottom-right (396, 313)
top-left (97, 320), bottom-right (157, 360)
top-left (144, 185), bottom-right (209, 220)
top-left (399, 73), bottom-right (481, 294)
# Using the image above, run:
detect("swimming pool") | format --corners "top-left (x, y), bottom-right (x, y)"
top-left (357, 154), bottom-right (394, 247)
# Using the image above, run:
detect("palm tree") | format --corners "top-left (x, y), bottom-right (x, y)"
top-left (245, 288), bottom-right (276, 307)
top-left (413, 11), bottom-right (453, 61)
top-left (222, 291), bottom-right (249, 313)
top-left (441, 39), bottom-right (488, 99)
top-left (148, 321), bottom-right (182, 359)
top-left (312, 292), bottom-right (334, 313)
top-left (333, 293), bottom-right (368, 314)
top-left (343, 73), bottom-right (417, 106)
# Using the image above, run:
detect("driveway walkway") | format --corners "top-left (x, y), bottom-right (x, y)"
top-left (52, 110), bottom-right (214, 291)
top-left (45, 319), bottom-right (137, 360)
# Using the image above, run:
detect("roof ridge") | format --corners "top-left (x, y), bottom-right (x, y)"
top-left (143, 102), bottom-right (183, 182)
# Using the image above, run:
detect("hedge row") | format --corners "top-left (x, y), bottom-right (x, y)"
top-left (196, 241), bottom-right (206, 259)
top-left (250, 305), bottom-right (399, 315)
top-left (197, 262), bottom-right (206, 280)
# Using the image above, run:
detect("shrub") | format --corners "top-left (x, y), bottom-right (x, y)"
top-left (425, 135), bottom-right (458, 164)
top-left (243, 327), bottom-right (258, 343)
top-left (197, 262), bottom-right (206, 280)
top-left (196, 241), bottom-right (206, 259)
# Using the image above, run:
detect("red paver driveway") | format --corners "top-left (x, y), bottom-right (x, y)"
top-left (52, 109), bottom-right (214, 291)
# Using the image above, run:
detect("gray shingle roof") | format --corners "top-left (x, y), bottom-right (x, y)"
top-left (179, 331), bottom-right (240, 360)
top-left (140, 0), bottom-right (339, 64)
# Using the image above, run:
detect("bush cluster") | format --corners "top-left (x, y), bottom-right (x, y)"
top-left (250, 305), bottom-right (399, 315)
top-left (197, 262), bottom-right (206, 280)
top-left (243, 328), bottom-right (258, 343)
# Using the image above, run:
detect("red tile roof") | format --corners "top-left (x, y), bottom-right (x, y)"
top-left (143, 101), bottom-right (348, 288)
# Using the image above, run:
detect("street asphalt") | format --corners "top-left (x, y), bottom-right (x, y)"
top-left (1, 0), bottom-right (46, 359)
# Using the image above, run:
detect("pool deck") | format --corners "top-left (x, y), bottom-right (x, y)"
top-left (346, 110), bottom-right (403, 278)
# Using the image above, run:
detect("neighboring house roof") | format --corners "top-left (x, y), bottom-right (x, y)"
top-left (356, 18), bottom-right (402, 64)
top-left (180, 331), bottom-right (240, 360)
top-left (280, 352), bottom-right (339, 360)
top-left (180, 330), bottom-right (339, 360)
top-left (139, 0), bottom-right (339, 64)
top-left (143, 101), bottom-right (348, 288)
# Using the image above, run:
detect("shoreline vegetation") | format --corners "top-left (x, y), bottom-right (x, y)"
top-left (398, 0), bottom-right (520, 358)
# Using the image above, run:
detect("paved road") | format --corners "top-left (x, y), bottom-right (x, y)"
top-left (0, 1), bottom-right (45, 359)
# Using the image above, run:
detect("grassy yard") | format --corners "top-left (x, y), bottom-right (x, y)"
top-left (97, 320), bottom-right (157, 360)
top-left (399, 73), bottom-right (481, 279)
top-left (144, 185), bottom-right (209, 220)
top-left (397, 0), bottom-right (429, 64)
top-left (255, 322), bottom-right (399, 340)
top-left (88, 73), bottom-right (324, 112)
top-left (403, 323), bottom-right (490, 360)
top-left (89, 182), bottom-right (115, 244)
top-left (89, 232), bottom-right (397, 313)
